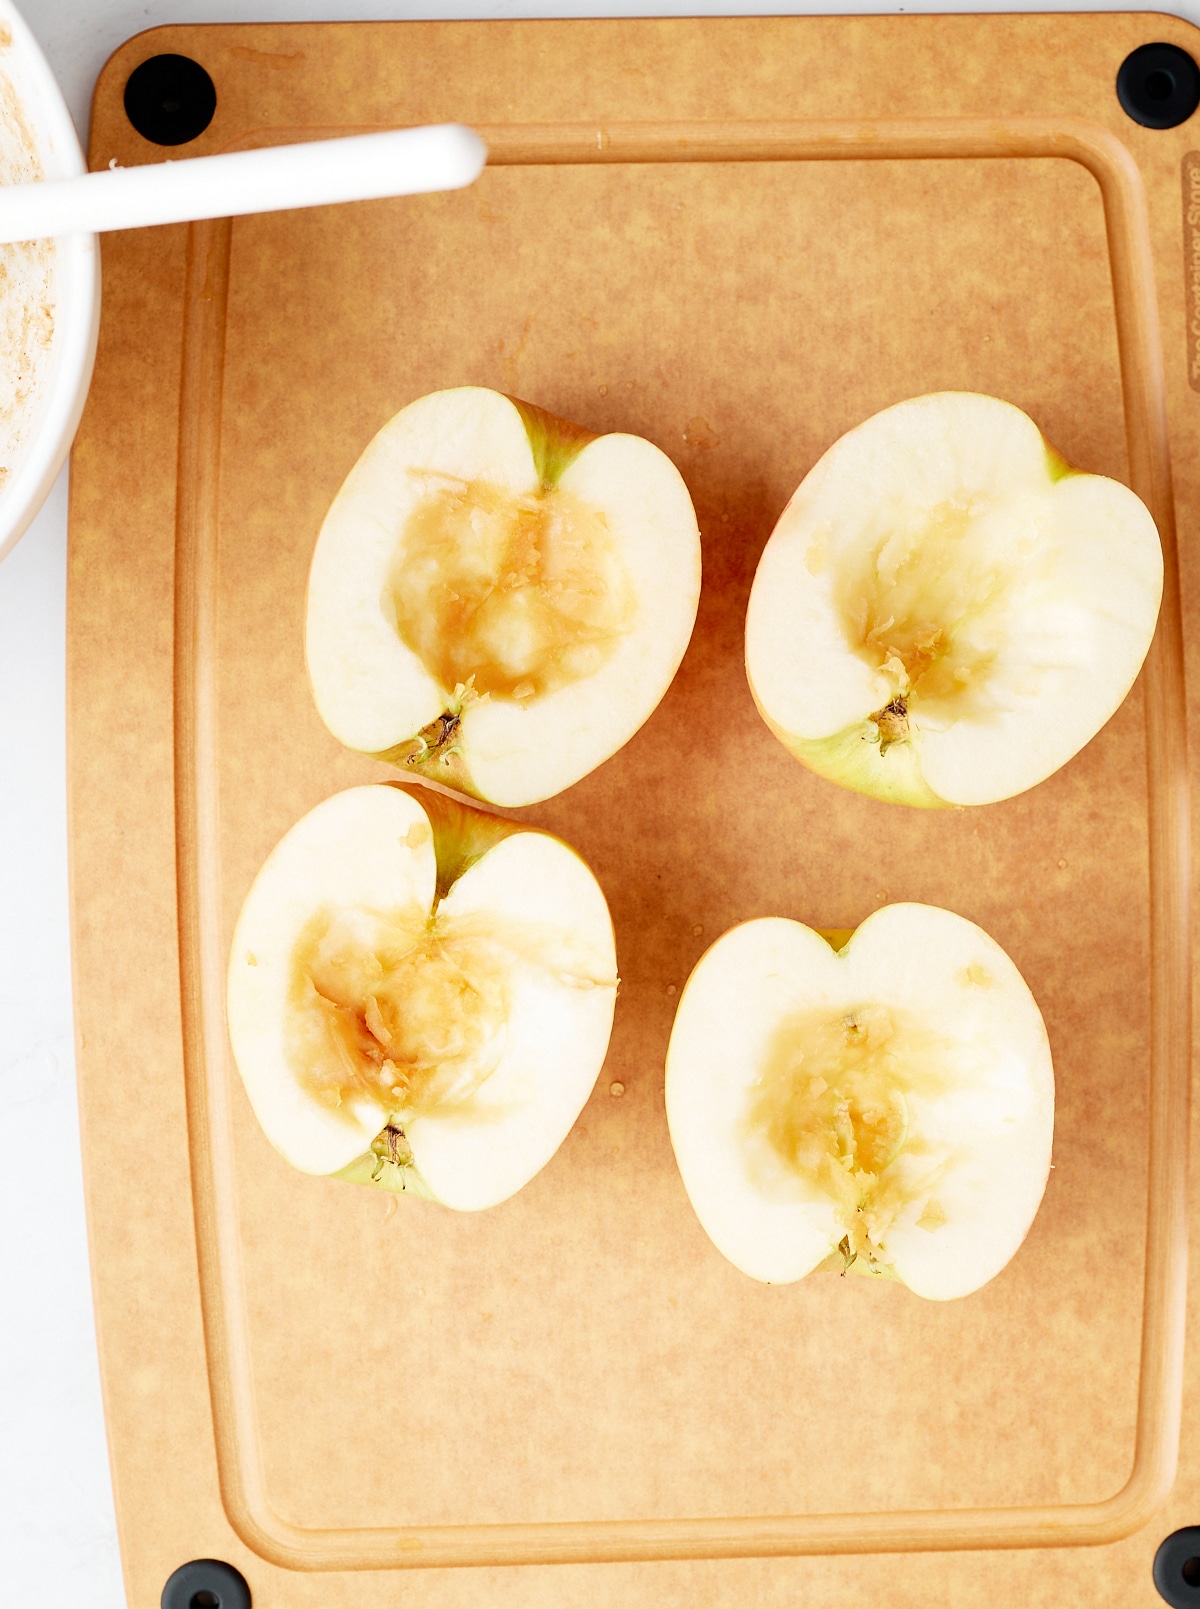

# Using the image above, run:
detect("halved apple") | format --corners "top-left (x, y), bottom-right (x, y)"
top-left (306, 387), bottom-right (701, 806)
top-left (665, 904), bottom-right (1053, 1299)
top-left (745, 392), bottom-right (1163, 807)
top-left (226, 783), bottom-right (617, 1209)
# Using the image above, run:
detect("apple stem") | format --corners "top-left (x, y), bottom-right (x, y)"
top-left (868, 696), bottom-right (910, 756)
top-left (384, 677), bottom-right (487, 774)
top-left (369, 1122), bottom-right (414, 1182)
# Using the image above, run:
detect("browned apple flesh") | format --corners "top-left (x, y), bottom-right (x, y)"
top-left (390, 472), bottom-right (635, 703)
top-left (829, 497), bottom-right (1009, 725)
top-left (286, 902), bottom-right (511, 1124)
top-left (747, 1003), bottom-right (956, 1266)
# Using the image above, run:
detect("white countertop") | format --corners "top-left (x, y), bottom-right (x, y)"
top-left (6, 1), bottom-right (1193, 1603)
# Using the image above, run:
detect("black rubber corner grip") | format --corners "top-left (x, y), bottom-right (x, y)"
top-left (1117, 42), bottom-right (1200, 130)
top-left (1154, 1528), bottom-right (1200, 1607)
top-left (161, 1557), bottom-right (251, 1609)
top-left (124, 53), bottom-right (217, 146)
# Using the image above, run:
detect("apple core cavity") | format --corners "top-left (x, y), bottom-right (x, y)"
top-left (390, 472), bottom-right (635, 704)
top-left (287, 902), bottom-right (512, 1128)
top-left (747, 1002), bottom-right (956, 1272)
top-left (836, 494), bottom-right (1009, 732)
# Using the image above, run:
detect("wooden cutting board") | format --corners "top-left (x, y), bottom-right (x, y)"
top-left (68, 14), bottom-right (1200, 1607)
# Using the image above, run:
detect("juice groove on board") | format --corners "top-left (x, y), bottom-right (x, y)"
top-left (169, 117), bottom-right (1191, 1570)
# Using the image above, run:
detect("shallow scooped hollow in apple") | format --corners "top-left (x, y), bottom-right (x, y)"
top-left (306, 386), bottom-right (702, 806)
top-left (745, 392), bottom-right (1163, 807)
top-left (226, 782), bottom-right (618, 1210)
top-left (665, 904), bottom-right (1054, 1300)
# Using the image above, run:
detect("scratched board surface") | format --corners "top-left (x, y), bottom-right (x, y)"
top-left (69, 15), bottom-right (1200, 1607)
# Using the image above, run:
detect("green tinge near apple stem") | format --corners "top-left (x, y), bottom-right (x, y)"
top-left (1043, 437), bottom-right (1082, 483)
top-left (371, 706), bottom-right (478, 799)
top-left (389, 780), bottom-right (519, 907)
top-left (783, 718), bottom-right (948, 810)
top-left (507, 394), bottom-right (598, 488)
top-left (333, 1142), bottom-right (437, 1197)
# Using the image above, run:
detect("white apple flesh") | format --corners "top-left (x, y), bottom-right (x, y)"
top-left (226, 783), bottom-right (618, 1209)
top-left (745, 393), bottom-right (1163, 807)
top-left (665, 904), bottom-right (1054, 1299)
top-left (306, 387), bottom-right (701, 807)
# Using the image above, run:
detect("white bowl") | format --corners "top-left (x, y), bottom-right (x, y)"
top-left (0, 0), bottom-right (98, 565)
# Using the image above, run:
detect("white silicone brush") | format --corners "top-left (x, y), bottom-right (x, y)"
top-left (0, 123), bottom-right (487, 243)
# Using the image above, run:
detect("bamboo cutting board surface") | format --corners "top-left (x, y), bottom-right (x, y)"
top-left (68, 14), bottom-right (1200, 1606)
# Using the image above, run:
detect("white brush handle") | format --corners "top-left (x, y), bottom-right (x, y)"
top-left (0, 123), bottom-right (487, 244)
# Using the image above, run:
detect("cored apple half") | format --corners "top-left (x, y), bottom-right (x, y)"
top-left (306, 387), bottom-right (701, 807)
top-left (745, 393), bottom-right (1163, 807)
top-left (665, 905), bottom-right (1054, 1299)
top-left (226, 783), bottom-right (617, 1209)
